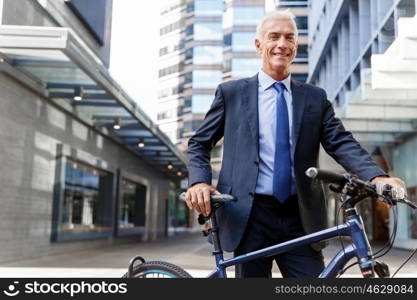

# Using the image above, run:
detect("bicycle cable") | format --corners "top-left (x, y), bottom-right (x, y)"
top-left (373, 201), bottom-right (398, 259)
top-left (336, 194), bottom-right (399, 277)
top-left (335, 195), bottom-right (351, 277)
top-left (391, 247), bottom-right (417, 278)
top-left (337, 203), bottom-right (398, 277)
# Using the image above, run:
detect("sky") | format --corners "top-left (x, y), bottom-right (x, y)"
top-left (109, 0), bottom-right (162, 122)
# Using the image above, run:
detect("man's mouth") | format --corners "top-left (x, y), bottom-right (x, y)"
top-left (272, 53), bottom-right (290, 58)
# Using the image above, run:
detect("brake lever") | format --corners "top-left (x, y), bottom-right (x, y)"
top-left (401, 198), bottom-right (417, 209)
top-left (378, 185), bottom-right (417, 209)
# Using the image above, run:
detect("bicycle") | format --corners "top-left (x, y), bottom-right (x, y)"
top-left (123, 168), bottom-right (417, 278)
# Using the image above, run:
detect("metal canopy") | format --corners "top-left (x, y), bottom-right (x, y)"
top-left (0, 25), bottom-right (187, 179)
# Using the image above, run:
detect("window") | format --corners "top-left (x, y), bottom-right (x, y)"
top-left (194, 0), bottom-right (223, 16)
top-left (297, 44), bottom-right (308, 59)
top-left (192, 95), bottom-right (213, 113)
top-left (158, 63), bottom-right (183, 78)
top-left (184, 120), bottom-right (203, 133)
top-left (223, 33), bottom-right (232, 47)
top-left (231, 58), bottom-right (261, 78)
top-left (160, 19), bottom-right (184, 36)
top-left (296, 16), bottom-right (308, 30)
top-left (158, 86), bottom-right (183, 98)
top-left (159, 46), bottom-right (168, 56)
top-left (194, 22), bottom-right (222, 40)
top-left (60, 159), bottom-right (113, 236)
top-left (232, 32), bottom-right (256, 51)
top-left (119, 179), bottom-right (146, 231)
top-left (193, 46), bottom-right (222, 64)
top-left (233, 6), bottom-right (264, 26)
top-left (192, 70), bottom-right (222, 88)
top-left (277, 0), bottom-right (308, 7)
top-left (157, 108), bottom-right (177, 120)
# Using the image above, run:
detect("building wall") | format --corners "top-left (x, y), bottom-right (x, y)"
top-left (0, 71), bottom-right (172, 262)
top-left (308, 0), bottom-right (417, 247)
top-left (157, 0), bottom-right (185, 146)
top-left (308, 0), bottom-right (416, 105)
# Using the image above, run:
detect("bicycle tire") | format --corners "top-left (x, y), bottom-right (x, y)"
top-left (122, 261), bottom-right (193, 278)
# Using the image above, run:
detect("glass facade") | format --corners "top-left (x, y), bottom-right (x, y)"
top-left (192, 70), bottom-right (223, 88)
top-left (61, 159), bottom-right (113, 234)
top-left (194, 0), bottom-right (223, 16)
top-left (119, 179), bottom-right (146, 230)
top-left (191, 94), bottom-right (213, 113)
top-left (193, 46), bottom-right (222, 64)
top-left (194, 22), bottom-right (223, 40)
top-left (231, 58), bottom-right (261, 78)
top-left (231, 32), bottom-right (256, 52)
top-left (297, 44), bottom-right (308, 59)
top-left (232, 6), bottom-right (264, 26)
top-left (296, 16), bottom-right (308, 31)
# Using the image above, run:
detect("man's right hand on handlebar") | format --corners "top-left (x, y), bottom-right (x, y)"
top-left (185, 183), bottom-right (220, 217)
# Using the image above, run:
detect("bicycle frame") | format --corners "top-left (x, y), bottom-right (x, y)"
top-left (207, 208), bottom-right (373, 278)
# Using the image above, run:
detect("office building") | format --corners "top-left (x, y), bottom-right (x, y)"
top-left (308, 0), bottom-right (417, 249)
top-left (0, 0), bottom-right (187, 262)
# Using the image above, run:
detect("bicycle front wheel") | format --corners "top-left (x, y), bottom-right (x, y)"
top-left (122, 261), bottom-right (193, 278)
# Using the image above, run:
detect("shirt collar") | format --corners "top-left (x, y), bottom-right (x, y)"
top-left (258, 69), bottom-right (291, 92)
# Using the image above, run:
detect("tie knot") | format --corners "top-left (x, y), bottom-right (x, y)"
top-left (273, 82), bottom-right (286, 93)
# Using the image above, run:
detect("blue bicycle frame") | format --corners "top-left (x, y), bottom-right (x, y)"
top-left (206, 207), bottom-right (373, 278)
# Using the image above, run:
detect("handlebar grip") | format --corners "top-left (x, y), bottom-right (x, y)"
top-left (305, 167), bottom-right (348, 185)
top-left (179, 192), bottom-right (236, 202)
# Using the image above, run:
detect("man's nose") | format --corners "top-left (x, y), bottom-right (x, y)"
top-left (275, 37), bottom-right (288, 48)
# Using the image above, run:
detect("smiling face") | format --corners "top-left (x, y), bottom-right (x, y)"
top-left (255, 18), bottom-right (298, 81)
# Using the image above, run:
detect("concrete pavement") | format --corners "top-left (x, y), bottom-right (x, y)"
top-left (0, 233), bottom-right (416, 278)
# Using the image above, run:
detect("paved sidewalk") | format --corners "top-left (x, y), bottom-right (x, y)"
top-left (0, 233), bottom-right (416, 278)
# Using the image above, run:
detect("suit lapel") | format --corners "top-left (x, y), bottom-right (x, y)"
top-left (241, 74), bottom-right (259, 155)
top-left (291, 80), bottom-right (307, 155)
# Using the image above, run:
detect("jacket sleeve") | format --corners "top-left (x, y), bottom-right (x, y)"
top-left (319, 89), bottom-right (387, 181)
top-left (187, 85), bottom-right (225, 187)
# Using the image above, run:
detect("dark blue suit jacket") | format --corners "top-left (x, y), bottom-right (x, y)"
top-left (187, 74), bottom-right (386, 252)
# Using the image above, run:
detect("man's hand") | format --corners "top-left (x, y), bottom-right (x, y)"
top-left (185, 183), bottom-right (220, 217)
top-left (371, 176), bottom-right (407, 197)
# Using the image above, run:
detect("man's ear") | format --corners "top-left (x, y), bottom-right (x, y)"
top-left (255, 39), bottom-right (262, 55)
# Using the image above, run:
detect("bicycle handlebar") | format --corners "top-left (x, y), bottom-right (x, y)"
top-left (179, 192), bottom-right (236, 203)
top-left (305, 167), bottom-right (348, 185)
top-left (305, 167), bottom-right (417, 209)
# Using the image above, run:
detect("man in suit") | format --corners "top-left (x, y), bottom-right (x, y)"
top-left (185, 10), bottom-right (405, 277)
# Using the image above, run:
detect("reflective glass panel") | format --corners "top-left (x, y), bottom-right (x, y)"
top-left (193, 46), bottom-right (223, 64)
top-left (194, 0), bottom-right (223, 16)
top-left (119, 179), bottom-right (147, 229)
top-left (194, 22), bottom-right (222, 41)
top-left (231, 58), bottom-right (261, 78)
top-left (62, 159), bottom-right (112, 232)
top-left (192, 70), bottom-right (222, 88)
top-left (233, 6), bottom-right (264, 26)
top-left (232, 32), bottom-right (256, 51)
top-left (192, 94), bottom-right (213, 113)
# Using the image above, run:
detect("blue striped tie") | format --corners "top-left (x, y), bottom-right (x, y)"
top-left (272, 82), bottom-right (291, 203)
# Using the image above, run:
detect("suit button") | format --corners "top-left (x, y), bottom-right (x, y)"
top-left (254, 160), bottom-right (259, 166)
top-left (249, 192), bottom-right (254, 197)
